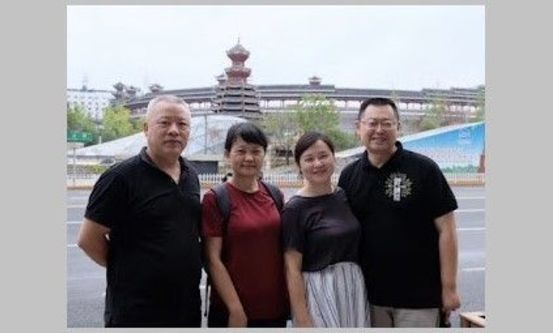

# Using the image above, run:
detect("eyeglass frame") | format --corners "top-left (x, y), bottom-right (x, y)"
top-left (357, 118), bottom-right (399, 130)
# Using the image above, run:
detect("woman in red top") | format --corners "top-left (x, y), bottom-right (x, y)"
top-left (201, 122), bottom-right (288, 327)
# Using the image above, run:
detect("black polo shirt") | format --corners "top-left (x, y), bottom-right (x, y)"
top-left (85, 147), bottom-right (202, 327)
top-left (338, 142), bottom-right (457, 308)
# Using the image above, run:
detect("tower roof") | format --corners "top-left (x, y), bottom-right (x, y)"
top-left (227, 40), bottom-right (250, 61)
top-left (309, 75), bottom-right (322, 86)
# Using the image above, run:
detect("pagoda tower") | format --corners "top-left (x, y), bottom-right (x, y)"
top-left (211, 40), bottom-right (261, 119)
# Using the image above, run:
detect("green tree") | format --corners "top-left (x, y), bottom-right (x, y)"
top-left (131, 116), bottom-right (146, 132)
top-left (327, 129), bottom-right (359, 151)
top-left (419, 97), bottom-right (447, 131)
top-left (294, 94), bottom-right (340, 133)
top-left (67, 104), bottom-right (96, 133)
top-left (262, 112), bottom-right (299, 165)
top-left (293, 94), bottom-right (358, 151)
top-left (473, 87), bottom-right (485, 122)
top-left (67, 104), bottom-right (99, 145)
top-left (101, 105), bottom-right (138, 142)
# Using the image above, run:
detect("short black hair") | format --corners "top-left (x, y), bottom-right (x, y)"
top-left (224, 122), bottom-right (269, 152)
top-left (221, 172), bottom-right (233, 182)
top-left (358, 97), bottom-right (399, 122)
top-left (294, 131), bottom-right (335, 166)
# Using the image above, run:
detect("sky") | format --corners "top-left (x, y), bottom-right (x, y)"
top-left (67, 5), bottom-right (485, 93)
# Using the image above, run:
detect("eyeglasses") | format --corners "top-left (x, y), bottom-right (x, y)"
top-left (359, 119), bottom-right (397, 130)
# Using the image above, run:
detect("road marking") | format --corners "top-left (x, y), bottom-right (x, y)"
top-left (458, 227), bottom-right (486, 231)
top-left (462, 267), bottom-right (485, 272)
top-left (68, 244), bottom-right (78, 248)
top-left (68, 275), bottom-right (105, 281)
top-left (457, 209), bottom-right (485, 213)
top-left (67, 196), bottom-right (90, 201)
top-left (67, 221), bottom-right (82, 225)
top-left (67, 205), bottom-right (86, 209)
top-left (457, 196), bottom-right (485, 200)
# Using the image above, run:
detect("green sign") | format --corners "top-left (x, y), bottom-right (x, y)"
top-left (67, 130), bottom-right (94, 143)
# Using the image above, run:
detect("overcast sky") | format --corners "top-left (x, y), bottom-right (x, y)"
top-left (67, 5), bottom-right (485, 92)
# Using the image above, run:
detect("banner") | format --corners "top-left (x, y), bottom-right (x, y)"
top-left (401, 122), bottom-right (485, 173)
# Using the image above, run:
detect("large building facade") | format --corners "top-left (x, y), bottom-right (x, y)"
top-left (113, 42), bottom-right (485, 134)
top-left (67, 86), bottom-right (114, 121)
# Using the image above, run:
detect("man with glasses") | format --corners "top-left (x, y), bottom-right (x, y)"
top-left (77, 95), bottom-right (202, 327)
top-left (338, 97), bottom-right (460, 327)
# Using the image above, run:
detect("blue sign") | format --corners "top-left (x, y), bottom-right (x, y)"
top-left (401, 122), bottom-right (485, 173)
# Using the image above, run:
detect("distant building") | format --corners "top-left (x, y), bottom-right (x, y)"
top-left (112, 41), bottom-right (484, 134)
top-left (211, 41), bottom-right (261, 120)
top-left (67, 86), bottom-right (114, 121)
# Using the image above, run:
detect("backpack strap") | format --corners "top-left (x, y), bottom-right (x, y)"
top-left (213, 181), bottom-right (283, 224)
top-left (212, 183), bottom-right (231, 226)
top-left (204, 183), bottom-right (231, 318)
top-left (260, 180), bottom-right (284, 212)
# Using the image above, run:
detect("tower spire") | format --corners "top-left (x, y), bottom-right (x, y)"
top-left (82, 74), bottom-right (89, 91)
top-left (212, 41), bottom-right (260, 120)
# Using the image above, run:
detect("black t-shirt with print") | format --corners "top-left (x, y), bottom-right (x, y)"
top-left (338, 142), bottom-right (458, 308)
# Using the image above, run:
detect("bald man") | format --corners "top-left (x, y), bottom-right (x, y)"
top-left (77, 95), bottom-right (202, 327)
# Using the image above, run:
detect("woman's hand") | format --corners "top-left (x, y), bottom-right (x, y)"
top-left (227, 307), bottom-right (248, 327)
top-left (294, 316), bottom-right (314, 327)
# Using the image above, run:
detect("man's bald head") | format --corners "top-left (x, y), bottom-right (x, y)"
top-left (145, 95), bottom-right (190, 124)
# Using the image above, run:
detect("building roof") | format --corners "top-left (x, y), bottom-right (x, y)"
top-left (69, 115), bottom-right (247, 159)
top-left (227, 42), bottom-right (249, 56)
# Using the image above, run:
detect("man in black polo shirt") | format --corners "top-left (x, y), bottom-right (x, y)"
top-left (338, 97), bottom-right (461, 327)
top-left (77, 95), bottom-right (202, 327)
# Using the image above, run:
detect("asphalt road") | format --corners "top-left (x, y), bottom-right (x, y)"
top-left (67, 186), bottom-right (485, 328)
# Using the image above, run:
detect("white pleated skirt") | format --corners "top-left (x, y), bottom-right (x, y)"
top-left (296, 261), bottom-right (370, 327)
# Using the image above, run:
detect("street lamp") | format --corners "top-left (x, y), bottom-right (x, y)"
top-left (95, 119), bottom-right (104, 144)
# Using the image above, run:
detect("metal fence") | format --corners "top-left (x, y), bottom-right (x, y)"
top-left (67, 172), bottom-right (485, 189)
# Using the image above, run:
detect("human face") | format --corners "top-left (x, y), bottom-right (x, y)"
top-left (356, 104), bottom-right (400, 156)
top-left (144, 101), bottom-right (191, 160)
top-left (298, 140), bottom-right (335, 186)
top-left (225, 137), bottom-right (265, 179)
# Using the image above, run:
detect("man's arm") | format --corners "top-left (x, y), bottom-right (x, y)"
top-left (434, 211), bottom-right (461, 314)
top-left (77, 218), bottom-right (111, 267)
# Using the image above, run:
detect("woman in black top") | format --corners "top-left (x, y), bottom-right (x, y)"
top-left (282, 132), bottom-right (370, 327)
